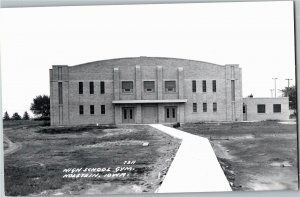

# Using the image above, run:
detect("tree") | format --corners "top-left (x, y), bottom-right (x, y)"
top-left (30, 95), bottom-right (50, 119)
top-left (11, 112), bottom-right (21, 120)
top-left (23, 111), bottom-right (30, 120)
top-left (281, 85), bottom-right (296, 110)
top-left (3, 111), bottom-right (10, 120)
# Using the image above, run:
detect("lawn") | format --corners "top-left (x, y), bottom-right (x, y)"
top-left (178, 121), bottom-right (298, 191)
top-left (4, 121), bottom-right (181, 196)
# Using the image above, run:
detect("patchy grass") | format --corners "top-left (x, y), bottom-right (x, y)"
top-left (4, 122), bottom-right (180, 196)
top-left (178, 121), bottom-right (298, 191)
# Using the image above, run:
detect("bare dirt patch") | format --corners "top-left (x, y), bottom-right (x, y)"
top-left (4, 121), bottom-right (181, 196)
top-left (178, 121), bottom-right (298, 191)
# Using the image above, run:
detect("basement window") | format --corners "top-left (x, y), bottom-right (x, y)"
top-left (203, 103), bottom-right (207, 112)
top-left (193, 103), bottom-right (197, 112)
top-left (79, 105), bottom-right (84, 115)
top-left (90, 105), bottom-right (95, 115)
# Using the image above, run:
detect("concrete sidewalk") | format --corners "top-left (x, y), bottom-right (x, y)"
top-left (150, 124), bottom-right (232, 193)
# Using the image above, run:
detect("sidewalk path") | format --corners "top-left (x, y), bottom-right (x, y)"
top-left (150, 124), bottom-right (232, 193)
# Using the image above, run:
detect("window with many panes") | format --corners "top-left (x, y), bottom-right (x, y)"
top-left (101, 105), bottom-right (105, 114)
top-left (213, 102), bottom-right (217, 112)
top-left (257, 104), bottom-right (265, 113)
top-left (90, 105), bottom-right (94, 115)
top-left (203, 103), bottom-right (207, 112)
top-left (89, 82), bottom-right (94, 94)
top-left (202, 80), bottom-right (206, 92)
top-left (122, 81), bottom-right (133, 93)
top-left (100, 81), bottom-right (105, 94)
top-left (193, 103), bottom-right (197, 112)
top-left (79, 105), bottom-right (84, 115)
top-left (212, 80), bottom-right (216, 92)
top-left (79, 82), bottom-right (83, 94)
top-left (192, 80), bottom-right (196, 92)
top-left (273, 104), bottom-right (281, 113)
top-left (165, 81), bottom-right (176, 92)
top-left (144, 81), bottom-right (155, 92)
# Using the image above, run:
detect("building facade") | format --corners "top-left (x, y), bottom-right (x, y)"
top-left (243, 97), bottom-right (290, 121)
top-left (49, 57), bottom-right (244, 126)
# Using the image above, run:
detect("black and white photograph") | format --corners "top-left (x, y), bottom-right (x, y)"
top-left (1, 1), bottom-right (298, 196)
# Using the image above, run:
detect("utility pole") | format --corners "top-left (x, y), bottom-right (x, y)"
top-left (285, 78), bottom-right (292, 88)
top-left (270, 89), bottom-right (274, 97)
top-left (272, 78), bottom-right (278, 98)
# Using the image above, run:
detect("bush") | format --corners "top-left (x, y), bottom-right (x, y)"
top-left (173, 122), bottom-right (180, 128)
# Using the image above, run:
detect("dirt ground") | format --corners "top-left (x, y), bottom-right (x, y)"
top-left (3, 121), bottom-right (181, 196)
top-left (178, 120), bottom-right (299, 191)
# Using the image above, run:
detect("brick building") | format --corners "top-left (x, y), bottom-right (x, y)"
top-left (49, 57), bottom-right (288, 126)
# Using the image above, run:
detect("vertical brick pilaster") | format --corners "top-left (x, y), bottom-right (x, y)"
top-left (113, 68), bottom-right (120, 100)
top-left (135, 65), bottom-right (141, 100)
top-left (178, 67), bottom-right (184, 99)
top-left (157, 66), bottom-right (163, 100)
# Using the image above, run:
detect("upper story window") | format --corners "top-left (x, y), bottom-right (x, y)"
top-left (79, 82), bottom-right (83, 94)
top-left (202, 80), bottom-right (206, 92)
top-left (257, 104), bottom-right (265, 113)
top-left (144, 81), bottom-right (155, 93)
top-left (165, 81), bottom-right (176, 92)
top-left (273, 104), bottom-right (281, 113)
top-left (89, 82), bottom-right (94, 94)
top-left (122, 81), bottom-right (133, 93)
top-left (212, 80), bottom-right (216, 92)
top-left (100, 81), bottom-right (105, 94)
top-left (192, 80), bottom-right (196, 92)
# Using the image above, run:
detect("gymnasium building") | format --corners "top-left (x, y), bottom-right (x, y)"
top-left (49, 57), bottom-right (289, 126)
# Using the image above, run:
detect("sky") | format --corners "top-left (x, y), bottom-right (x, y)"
top-left (0, 1), bottom-right (296, 117)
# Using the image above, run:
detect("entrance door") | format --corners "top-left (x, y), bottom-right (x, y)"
top-left (122, 107), bottom-right (135, 123)
top-left (165, 106), bottom-right (177, 123)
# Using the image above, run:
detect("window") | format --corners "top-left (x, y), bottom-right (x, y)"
top-left (89, 82), bottom-right (94, 94)
top-left (203, 103), bottom-right (207, 112)
top-left (79, 105), bottom-right (84, 115)
top-left (144, 81), bottom-right (155, 92)
top-left (273, 104), bottom-right (281, 113)
top-left (122, 81), bottom-right (133, 93)
top-left (58, 82), bottom-right (63, 104)
top-left (231, 80), bottom-right (235, 101)
top-left (202, 80), bottom-right (206, 92)
top-left (100, 81), bottom-right (105, 94)
top-left (192, 80), bottom-right (196, 92)
top-left (79, 82), bottom-right (83, 94)
top-left (257, 104), bottom-right (266, 113)
top-left (165, 81), bottom-right (176, 92)
top-left (213, 102), bottom-right (217, 112)
top-left (101, 105), bottom-right (105, 114)
top-left (90, 105), bottom-right (94, 115)
top-left (212, 80), bottom-right (216, 92)
top-left (243, 104), bottom-right (246, 113)
top-left (193, 103), bottom-right (197, 112)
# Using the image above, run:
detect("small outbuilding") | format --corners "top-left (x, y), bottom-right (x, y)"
top-left (242, 97), bottom-right (290, 121)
